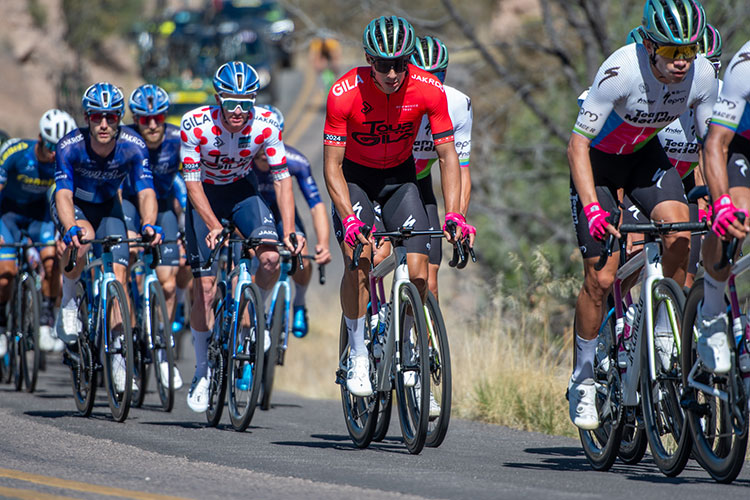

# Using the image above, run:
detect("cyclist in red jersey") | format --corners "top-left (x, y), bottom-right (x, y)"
top-left (324, 16), bottom-right (468, 397)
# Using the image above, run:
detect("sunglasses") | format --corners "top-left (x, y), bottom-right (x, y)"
top-left (88, 112), bottom-right (121, 124)
top-left (136, 113), bottom-right (166, 126)
top-left (370, 56), bottom-right (409, 74)
top-left (42, 140), bottom-right (57, 153)
top-left (219, 95), bottom-right (256, 113)
top-left (654, 43), bottom-right (699, 60)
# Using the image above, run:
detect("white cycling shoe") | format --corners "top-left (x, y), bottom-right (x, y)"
top-left (696, 306), bottom-right (731, 374)
top-left (159, 361), bottom-right (184, 390)
top-left (429, 392), bottom-right (441, 420)
top-left (0, 331), bottom-right (7, 357)
top-left (111, 355), bottom-right (137, 393)
top-left (567, 378), bottom-right (599, 430)
top-left (346, 354), bottom-right (373, 397)
top-left (187, 376), bottom-right (210, 412)
top-left (55, 306), bottom-right (81, 345)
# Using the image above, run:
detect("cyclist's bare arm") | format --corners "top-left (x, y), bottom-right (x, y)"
top-left (136, 187), bottom-right (158, 227)
top-left (435, 141), bottom-right (461, 241)
top-left (459, 165), bottom-right (471, 216)
top-left (55, 189), bottom-right (78, 234)
top-left (185, 179), bottom-right (222, 248)
top-left (704, 124), bottom-right (748, 239)
top-left (568, 132), bottom-right (619, 239)
top-left (273, 175), bottom-right (303, 252)
top-left (324, 144), bottom-right (367, 246)
top-left (310, 201), bottom-right (332, 264)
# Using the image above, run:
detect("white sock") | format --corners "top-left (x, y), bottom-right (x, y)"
top-left (191, 327), bottom-right (211, 378)
top-left (345, 315), bottom-right (366, 357)
top-left (293, 282), bottom-right (308, 308)
top-left (702, 273), bottom-right (727, 318)
top-left (61, 276), bottom-right (78, 309)
top-left (572, 334), bottom-right (597, 383)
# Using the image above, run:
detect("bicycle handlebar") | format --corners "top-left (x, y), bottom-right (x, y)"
top-left (64, 236), bottom-right (143, 273)
top-left (715, 212), bottom-right (746, 271)
top-left (593, 207), bottom-right (621, 272)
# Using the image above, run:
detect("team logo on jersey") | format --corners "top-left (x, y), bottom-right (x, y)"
top-left (213, 136), bottom-right (224, 147)
top-left (652, 168), bottom-right (667, 189)
top-left (351, 121), bottom-right (415, 146)
top-left (735, 157), bottom-right (749, 177)
top-left (578, 107), bottom-right (598, 122)
top-left (361, 101), bottom-right (373, 114)
top-left (598, 67), bottom-right (620, 88)
top-left (731, 52), bottom-right (750, 71)
top-left (332, 75), bottom-right (364, 97)
top-left (639, 83), bottom-right (649, 93)
top-left (402, 215), bottom-right (416, 228)
top-left (717, 97), bottom-right (737, 110)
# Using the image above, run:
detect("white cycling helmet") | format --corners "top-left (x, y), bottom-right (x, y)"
top-left (39, 109), bottom-right (77, 147)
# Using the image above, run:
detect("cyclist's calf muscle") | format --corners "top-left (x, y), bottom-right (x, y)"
top-left (577, 254), bottom-right (619, 340)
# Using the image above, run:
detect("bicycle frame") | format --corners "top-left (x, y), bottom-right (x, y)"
top-left (129, 250), bottom-right (167, 352)
top-left (84, 246), bottom-right (121, 355)
top-left (268, 250), bottom-right (293, 361)
top-left (611, 239), bottom-right (680, 407)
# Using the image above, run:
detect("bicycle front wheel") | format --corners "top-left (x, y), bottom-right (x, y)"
top-left (227, 283), bottom-right (265, 431)
top-left (101, 281), bottom-right (134, 422)
top-left (149, 282), bottom-right (175, 412)
top-left (394, 282), bottom-right (430, 455)
top-left (260, 291), bottom-right (284, 411)
top-left (337, 315), bottom-right (378, 448)
top-left (16, 276), bottom-right (41, 392)
top-left (206, 283), bottom-right (228, 427)
top-left (70, 281), bottom-right (97, 416)
top-left (640, 277), bottom-right (691, 476)
top-left (424, 291), bottom-right (451, 448)
top-left (130, 325), bottom-right (149, 409)
top-left (681, 280), bottom-right (748, 483)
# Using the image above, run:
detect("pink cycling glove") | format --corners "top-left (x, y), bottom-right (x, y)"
top-left (712, 194), bottom-right (748, 237)
top-left (343, 214), bottom-right (366, 248)
top-left (462, 222), bottom-right (477, 236)
top-left (443, 212), bottom-right (465, 236)
top-left (698, 206), bottom-right (712, 223)
top-left (583, 202), bottom-right (610, 241)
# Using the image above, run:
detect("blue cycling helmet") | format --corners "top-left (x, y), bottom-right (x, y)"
top-left (129, 84), bottom-right (170, 116)
top-left (411, 36), bottom-right (449, 72)
top-left (642, 0), bottom-right (706, 45)
top-left (626, 26), bottom-right (647, 44)
top-left (264, 104), bottom-right (284, 132)
top-left (213, 61), bottom-right (260, 95)
top-left (81, 82), bottom-right (124, 116)
top-left (362, 16), bottom-right (416, 58)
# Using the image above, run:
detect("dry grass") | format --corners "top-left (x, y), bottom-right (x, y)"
top-left (274, 249), bottom-right (580, 438)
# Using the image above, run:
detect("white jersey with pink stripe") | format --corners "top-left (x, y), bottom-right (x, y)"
top-left (573, 43), bottom-right (717, 155)
top-left (180, 105), bottom-right (288, 184)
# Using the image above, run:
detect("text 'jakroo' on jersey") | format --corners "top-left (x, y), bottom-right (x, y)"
top-left (573, 43), bottom-right (718, 155)
top-left (180, 105), bottom-right (288, 185)
top-left (412, 84), bottom-right (472, 179)
top-left (324, 64), bottom-right (454, 169)
top-left (54, 127), bottom-right (154, 203)
top-left (710, 40), bottom-right (750, 140)
top-left (121, 123), bottom-right (182, 200)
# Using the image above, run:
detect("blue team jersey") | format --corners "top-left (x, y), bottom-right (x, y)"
top-left (255, 145), bottom-right (321, 210)
top-left (55, 127), bottom-right (154, 203)
top-left (121, 123), bottom-right (181, 200)
top-left (0, 139), bottom-right (55, 206)
top-left (172, 173), bottom-right (187, 211)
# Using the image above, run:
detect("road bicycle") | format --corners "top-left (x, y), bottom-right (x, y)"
top-left (681, 206), bottom-right (749, 483)
top-left (0, 239), bottom-right (53, 393)
top-left (203, 221), bottom-right (266, 431)
top-left (64, 236), bottom-right (139, 422)
top-left (581, 214), bottom-right (705, 475)
top-left (260, 244), bottom-right (326, 411)
top-left (127, 238), bottom-right (176, 411)
top-left (337, 225), bottom-right (467, 454)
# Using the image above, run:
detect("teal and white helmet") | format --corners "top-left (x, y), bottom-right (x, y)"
top-left (642, 0), bottom-right (706, 45)
top-left (626, 26), bottom-right (647, 44)
top-left (362, 16), bottom-right (416, 59)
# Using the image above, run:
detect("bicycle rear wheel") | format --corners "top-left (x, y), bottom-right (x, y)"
top-left (394, 282), bottom-right (430, 455)
top-left (130, 325), bottom-right (149, 408)
top-left (640, 277), bottom-right (691, 476)
top-left (70, 281), bottom-right (97, 416)
top-left (260, 291), bottom-right (284, 411)
top-left (206, 283), bottom-right (227, 427)
top-left (227, 283), bottom-right (265, 431)
top-left (424, 291), bottom-right (451, 448)
top-left (337, 315), bottom-right (378, 448)
top-left (149, 282), bottom-right (175, 412)
top-left (101, 281), bottom-right (134, 422)
top-left (372, 389), bottom-right (393, 442)
top-left (578, 315), bottom-right (624, 471)
top-left (681, 280), bottom-right (748, 483)
top-left (16, 275), bottom-right (41, 393)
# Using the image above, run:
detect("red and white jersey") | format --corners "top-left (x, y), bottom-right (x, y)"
top-left (180, 105), bottom-right (287, 185)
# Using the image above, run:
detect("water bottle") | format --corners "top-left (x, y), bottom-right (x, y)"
top-left (618, 303), bottom-right (638, 369)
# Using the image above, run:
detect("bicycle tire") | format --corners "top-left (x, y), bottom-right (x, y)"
top-left (71, 281), bottom-right (97, 416)
top-left (424, 291), bottom-right (451, 448)
top-left (130, 326), bottom-right (149, 409)
top-left (149, 282), bottom-right (175, 412)
top-left (371, 389), bottom-right (393, 442)
top-left (640, 277), bottom-right (691, 476)
top-left (338, 315), bottom-right (378, 448)
top-left (394, 282), bottom-right (430, 455)
top-left (101, 280), bottom-right (134, 422)
top-left (227, 283), bottom-right (265, 431)
top-left (16, 276), bottom-right (41, 392)
top-left (578, 315), bottom-right (624, 471)
top-left (681, 279), bottom-right (748, 483)
top-left (206, 283), bottom-right (228, 427)
top-left (618, 407), bottom-right (647, 464)
top-left (260, 291), bottom-right (284, 411)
